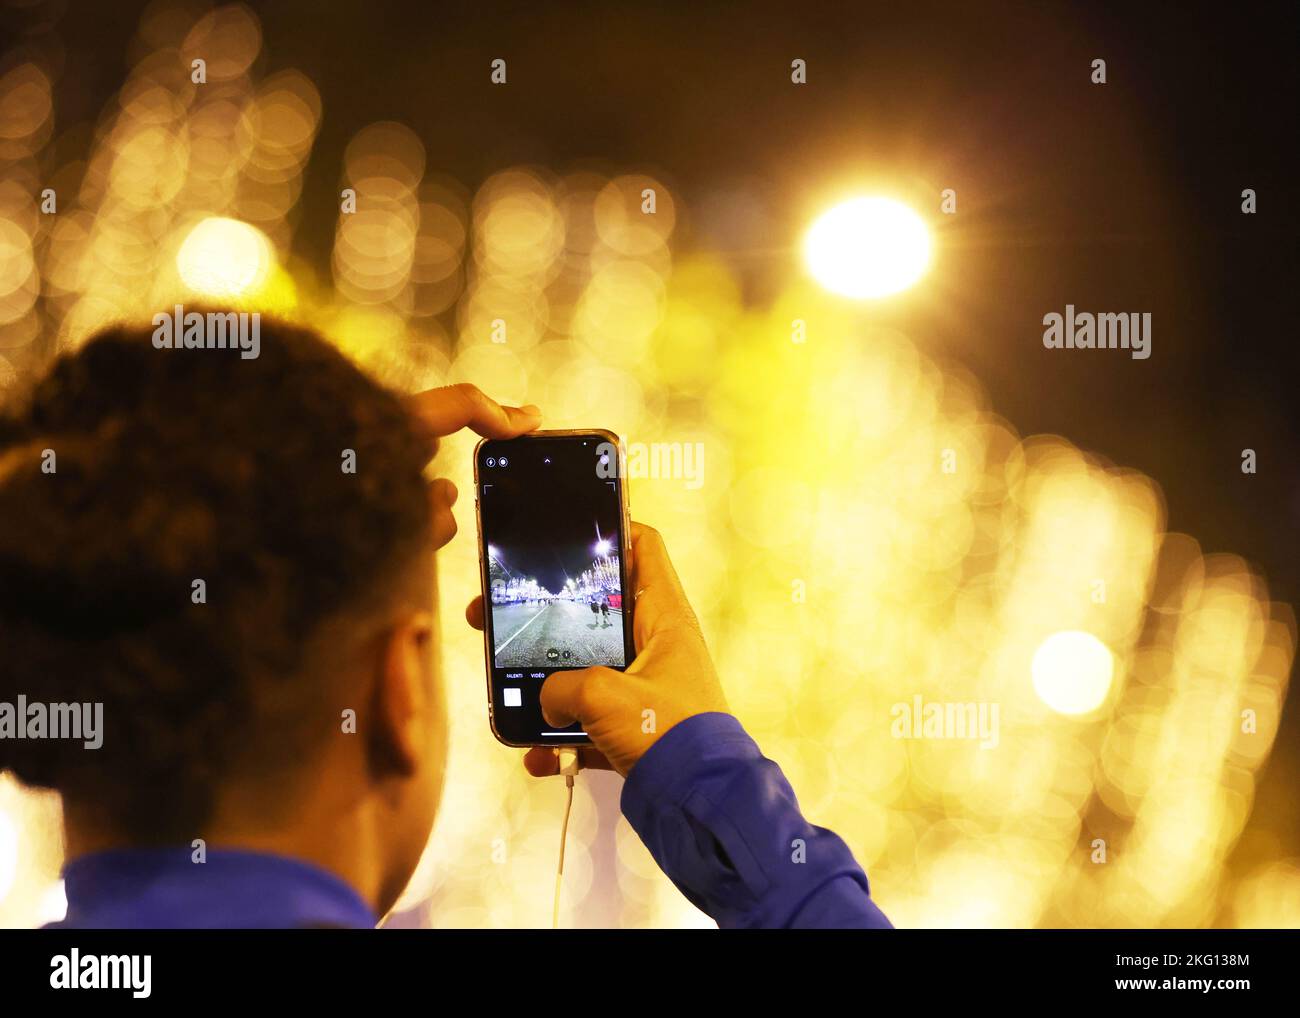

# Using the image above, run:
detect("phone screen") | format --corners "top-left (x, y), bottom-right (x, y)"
top-left (475, 432), bottom-right (633, 746)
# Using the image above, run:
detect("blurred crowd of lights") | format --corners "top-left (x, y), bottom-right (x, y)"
top-left (0, 2), bottom-right (1296, 929)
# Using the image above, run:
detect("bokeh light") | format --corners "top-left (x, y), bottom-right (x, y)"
top-left (176, 216), bottom-right (274, 297)
top-left (1032, 630), bottom-right (1115, 716)
top-left (804, 196), bottom-right (932, 298)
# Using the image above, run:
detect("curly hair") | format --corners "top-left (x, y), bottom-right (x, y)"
top-left (0, 315), bottom-right (432, 840)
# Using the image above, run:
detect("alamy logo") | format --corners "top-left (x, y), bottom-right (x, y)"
top-left (50, 950), bottom-right (151, 998)
top-left (151, 305), bottom-right (261, 360)
top-left (0, 695), bottom-right (102, 749)
top-left (595, 440), bottom-right (705, 490)
top-left (890, 695), bottom-right (1000, 749)
top-left (1042, 305), bottom-right (1151, 360)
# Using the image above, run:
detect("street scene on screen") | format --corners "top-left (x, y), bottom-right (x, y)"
top-left (488, 526), bottom-right (626, 669)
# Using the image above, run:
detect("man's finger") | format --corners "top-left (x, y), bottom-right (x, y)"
top-left (405, 383), bottom-right (540, 453)
top-left (429, 476), bottom-right (458, 507)
top-left (429, 477), bottom-right (458, 549)
top-left (522, 746), bottom-right (613, 777)
top-left (627, 522), bottom-right (692, 648)
top-left (464, 595), bottom-right (484, 631)
top-left (539, 666), bottom-right (609, 729)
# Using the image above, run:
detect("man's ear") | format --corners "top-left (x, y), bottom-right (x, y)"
top-left (367, 610), bottom-right (435, 778)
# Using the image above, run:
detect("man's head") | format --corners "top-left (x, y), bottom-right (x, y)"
top-left (0, 316), bottom-right (445, 915)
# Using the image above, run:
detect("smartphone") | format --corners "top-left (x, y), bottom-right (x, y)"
top-left (473, 430), bottom-right (634, 747)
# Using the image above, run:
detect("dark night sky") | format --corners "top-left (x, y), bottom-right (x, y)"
top-left (8, 0), bottom-right (1297, 858)
top-left (480, 440), bottom-right (622, 594)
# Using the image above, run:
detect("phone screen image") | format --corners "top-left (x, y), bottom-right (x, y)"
top-left (475, 431), bottom-right (633, 746)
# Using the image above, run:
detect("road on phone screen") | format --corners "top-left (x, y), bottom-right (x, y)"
top-left (492, 600), bottom-right (625, 668)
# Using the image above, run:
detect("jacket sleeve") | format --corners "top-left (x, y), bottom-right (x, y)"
top-left (619, 711), bottom-right (893, 929)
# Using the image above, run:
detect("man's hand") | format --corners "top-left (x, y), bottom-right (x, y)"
top-left (464, 522), bottom-right (730, 777)
top-left (405, 382), bottom-right (541, 459)
top-left (404, 383), bottom-right (540, 552)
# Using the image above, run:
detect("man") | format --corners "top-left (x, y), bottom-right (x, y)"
top-left (0, 317), bottom-right (890, 930)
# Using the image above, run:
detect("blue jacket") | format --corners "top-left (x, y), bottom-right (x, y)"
top-left (49, 712), bottom-right (891, 929)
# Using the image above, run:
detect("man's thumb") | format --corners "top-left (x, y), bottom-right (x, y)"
top-left (539, 667), bottom-right (604, 728)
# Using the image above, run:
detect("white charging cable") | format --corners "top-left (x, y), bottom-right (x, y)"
top-left (552, 747), bottom-right (580, 929)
